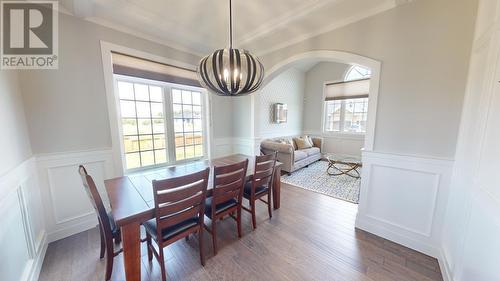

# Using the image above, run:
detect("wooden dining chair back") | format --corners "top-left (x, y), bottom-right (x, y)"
top-left (78, 165), bottom-right (122, 281)
top-left (205, 159), bottom-right (248, 254)
top-left (242, 152), bottom-right (278, 229)
top-left (145, 168), bottom-right (210, 281)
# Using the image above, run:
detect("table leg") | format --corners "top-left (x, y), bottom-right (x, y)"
top-left (272, 166), bottom-right (281, 209)
top-left (121, 222), bottom-right (141, 281)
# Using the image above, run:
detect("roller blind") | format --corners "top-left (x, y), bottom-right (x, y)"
top-left (112, 52), bottom-right (201, 87)
top-left (325, 78), bottom-right (370, 101)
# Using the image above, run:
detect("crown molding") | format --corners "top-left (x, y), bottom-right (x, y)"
top-left (84, 17), bottom-right (206, 58)
top-left (236, 0), bottom-right (338, 46)
top-left (252, 0), bottom-right (398, 57)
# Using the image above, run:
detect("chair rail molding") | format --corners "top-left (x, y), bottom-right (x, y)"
top-left (356, 150), bottom-right (454, 258)
top-left (0, 157), bottom-right (47, 281)
top-left (36, 148), bottom-right (115, 242)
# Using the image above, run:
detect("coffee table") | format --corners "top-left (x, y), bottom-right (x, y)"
top-left (325, 154), bottom-right (362, 178)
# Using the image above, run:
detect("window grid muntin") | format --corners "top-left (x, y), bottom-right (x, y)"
top-left (172, 88), bottom-right (204, 161)
top-left (345, 65), bottom-right (372, 81)
top-left (118, 81), bottom-right (167, 169)
top-left (325, 97), bottom-right (368, 133)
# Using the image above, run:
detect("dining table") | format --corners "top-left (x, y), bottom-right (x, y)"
top-left (104, 154), bottom-right (282, 281)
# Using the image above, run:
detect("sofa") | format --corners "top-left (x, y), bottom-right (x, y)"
top-left (260, 136), bottom-right (323, 174)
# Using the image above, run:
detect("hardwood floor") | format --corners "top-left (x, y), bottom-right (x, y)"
top-left (39, 183), bottom-right (443, 281)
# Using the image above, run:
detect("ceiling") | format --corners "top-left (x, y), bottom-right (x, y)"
top-left (59, 0), bottom-right (412, 57)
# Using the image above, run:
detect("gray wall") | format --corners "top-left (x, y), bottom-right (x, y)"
top-left (303, 62), bottom-right (350, 132)
top-left (256, 67), bottom-right (305, 138)
top-left (18, 13), bottom-right (212, 154)
top-left (0, 71), bottom-right (32, 176)
top-left (232, 96), bottom-right (253, 138)
top-left (260, 0), bottom-right (477, 159)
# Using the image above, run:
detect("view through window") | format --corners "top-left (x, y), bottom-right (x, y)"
top-left (324, 65), bottom-right (370, 134)
top-left (116, 77), bottom-right (206, 170)
top-left (325, 98), bottom-right (369, 133)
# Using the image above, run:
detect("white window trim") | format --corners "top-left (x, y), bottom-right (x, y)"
top-left (100, 41), bottom-right (214, 176)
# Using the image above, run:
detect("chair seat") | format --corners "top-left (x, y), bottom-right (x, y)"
top-left (107, 211), bottom-right (120, 237)
top-left (143, 217), bottom-right (199, 242)
top-left (204, 197), bottom-right (238, 218)
top-left (243, 182), bottom-right (269, 199)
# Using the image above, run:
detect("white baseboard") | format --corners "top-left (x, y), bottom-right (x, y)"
top-left (438, 248), bottom-right (454, 281)
top-left (24, 231), bottom-right (48, 281)
top-left (356, 216), bottom-right (439, 257)
top-left (47, 214), bottom-right (97, 243)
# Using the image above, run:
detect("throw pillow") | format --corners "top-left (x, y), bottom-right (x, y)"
top-left (294, 137), bottom-right (312, 150)
top-left (303, 135), bottom-right (314, 147)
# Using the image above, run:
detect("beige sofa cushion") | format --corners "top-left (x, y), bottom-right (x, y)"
top-left (294, 150), bottom-right (308, 162)
top-left (301, 147), bottom-right (320, 156)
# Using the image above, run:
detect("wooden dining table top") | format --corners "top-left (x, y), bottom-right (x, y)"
top-left (105, 154), bottom-right (282, 227)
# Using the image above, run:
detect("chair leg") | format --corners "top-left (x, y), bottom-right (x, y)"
top-left (104, 241), bottom-right (114, 281)
top-left (251, 199), bottom-right (257, 230)
top-left (159, 247), bottom-right (167, 281)
top-left (237, 208), bottom-right (242, 238)
top-left (99, 224), bottom-right (105, 259)
top-left (267, 191), bottom-right (272, 219)
top-left (146, 233), bottom-right (153, 262)
top-left (211, 219), bottom-right (218, 255)
top-left (198, 227), bottom-right (205, 266)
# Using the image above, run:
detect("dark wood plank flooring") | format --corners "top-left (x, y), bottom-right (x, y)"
top-left (39, 183), bottom-right (443, 281)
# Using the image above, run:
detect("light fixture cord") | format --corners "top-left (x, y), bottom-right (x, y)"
top-left (229, 0), bottom-right (233, 49)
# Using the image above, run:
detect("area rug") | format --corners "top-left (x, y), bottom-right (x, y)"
top-left (281, 161), bottom-right (361, 204)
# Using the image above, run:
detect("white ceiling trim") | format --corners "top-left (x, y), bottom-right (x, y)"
top-left (85, 17), bottom-right (206, 58)
top-left (236, 0), bottom-right (339, 46)
top-left (252, 0), bottom-right (398, 57)
top-left (72, 0), bottom-right (94, 18)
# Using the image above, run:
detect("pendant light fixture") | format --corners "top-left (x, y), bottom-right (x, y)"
top-left (197, 0), bottom-right (264, 96)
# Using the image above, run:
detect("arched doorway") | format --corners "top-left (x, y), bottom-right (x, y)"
top-left (262, 50), bottom-right (381, 151)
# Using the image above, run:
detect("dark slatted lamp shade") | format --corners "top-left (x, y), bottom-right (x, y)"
top-left (197, 48), bottom-right (264, 96)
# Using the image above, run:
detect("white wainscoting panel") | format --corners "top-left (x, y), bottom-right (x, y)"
top-left (213, 138), bottom-right (233, 158)
top-left (36, 149), bottom-right (115, 242)
top-left (322, 135), bottom-right (364, 157)
top-left (0, 157), bottom-right (47, 281)
top-left (356, 150), bottom-right (453, 257)
top-left (232, 137), bottom-right (260, 156)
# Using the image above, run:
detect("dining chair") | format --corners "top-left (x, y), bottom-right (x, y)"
top-left (78, 165), bottom-right (122, 281)
top-left (145, 168), bottom-right (210, 281)
top-left (204, 159), bottom-right (248, 255)
top-left (242, 152), bottom-right (278, 229)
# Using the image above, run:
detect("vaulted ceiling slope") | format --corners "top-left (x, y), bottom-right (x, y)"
top-left (59, 0), bottom-right (413, 57)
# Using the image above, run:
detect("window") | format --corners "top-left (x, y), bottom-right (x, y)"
top-left (323, 65), bottom-right (371, 134)
top-left (324, 98), bottom-right (368, 133)
top-left (116, 77), bottom-right (207, 171)
top-left (345, 65), bottom-right (371, 81)
top-left (172, 88), bottom-right (204, 161)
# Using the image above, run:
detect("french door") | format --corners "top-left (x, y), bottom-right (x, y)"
top-left (115, 75), bottom-right (208, 171)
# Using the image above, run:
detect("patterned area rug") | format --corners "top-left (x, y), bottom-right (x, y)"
top-left (281, 160), bottom-right (361, 204)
